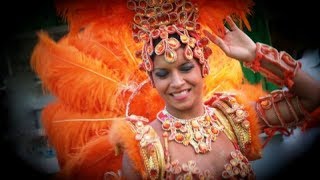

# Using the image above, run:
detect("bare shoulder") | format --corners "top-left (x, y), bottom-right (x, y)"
top-left (149, 119), bottom-right (161, 128)
top-left (149, 119), bottom-right (163, 139)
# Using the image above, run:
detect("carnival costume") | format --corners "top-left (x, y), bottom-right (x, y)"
top-left (30, 0), bottom-right (319, 179)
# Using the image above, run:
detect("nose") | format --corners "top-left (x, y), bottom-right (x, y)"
top-left (170, 71), bottom-right (185, 88)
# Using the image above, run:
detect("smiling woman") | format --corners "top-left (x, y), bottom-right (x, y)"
top-left (152, 47), bottom-right (204, 115)
top-left (27, 0), bottom-right (320, 179)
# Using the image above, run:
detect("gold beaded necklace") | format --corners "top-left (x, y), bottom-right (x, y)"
top-left (157, 105), bottom-right (224, 154)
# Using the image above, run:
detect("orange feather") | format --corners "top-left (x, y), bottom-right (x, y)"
top-left (30, 0), bottom-right (260, 178)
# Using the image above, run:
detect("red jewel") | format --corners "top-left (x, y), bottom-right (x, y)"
top-left (135, 50), bottom-right (142, 58)
top-left (139, 0), bottom-right (147, 8)
top-left (198, 37), bottom-right (209, 47)
top-left (175, 133), bottom-right (184, 142)
top-left (162, 120), bottom-right (171, 130)
top-left (150, 169), bottom-right (158, 177)
top-left (203, 46), bottom-right (212, 59)
top-left (174, 121), bottom-right (182, 128)
top-left (211, 127), bottom-right (219, 134)
top-left (169, 12), bottom-right (178, 23)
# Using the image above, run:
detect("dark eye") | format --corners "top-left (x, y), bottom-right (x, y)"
top-left (180, 63), bottom-right (194, 72)
top-left (155, 69), bottom-right (168, 78)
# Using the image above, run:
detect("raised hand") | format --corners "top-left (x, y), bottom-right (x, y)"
top-left (203, 16), bottom-right (257, 63)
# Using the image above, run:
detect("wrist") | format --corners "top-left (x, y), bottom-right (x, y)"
top-left (243, 43), bottom-right (301, 88)
top-left (247, 42), bottom-right (257, 62)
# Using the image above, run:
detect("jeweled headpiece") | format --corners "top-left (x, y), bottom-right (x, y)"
top-left (127, 0), bottom-right (212, 77)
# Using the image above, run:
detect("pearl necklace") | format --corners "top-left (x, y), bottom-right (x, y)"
top-left (157, 105), bottom-right (223, 154)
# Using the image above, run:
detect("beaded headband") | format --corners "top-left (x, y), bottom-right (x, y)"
top-left (127, 0), bottom-right (212, 77)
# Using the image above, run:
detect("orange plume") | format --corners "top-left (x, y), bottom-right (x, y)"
top-left (30, 0), bottom-right (261, 178)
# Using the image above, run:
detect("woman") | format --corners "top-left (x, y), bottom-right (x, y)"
top-left (30, 0), bottom-right (320, 179)
top-left (119, 15), bottom-right (320, 179)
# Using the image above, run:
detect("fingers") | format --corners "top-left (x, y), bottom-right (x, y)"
top-left (203, 29), bottom-right (220, 44)
top-left (224, 27), bottom-right (230, 33)
top-left (203, 29), bottom-right (229, 53)
top-left (225, 16), bottom-right (238, 31)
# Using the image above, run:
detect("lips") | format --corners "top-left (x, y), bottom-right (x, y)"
top-left (170, 89), bottom-right (191, 100)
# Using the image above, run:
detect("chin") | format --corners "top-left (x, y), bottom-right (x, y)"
top-left (168, 100), bottom-right (195, 112)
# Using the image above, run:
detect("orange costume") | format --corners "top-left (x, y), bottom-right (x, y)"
top-left (30, 0), bottom-right (319, 179)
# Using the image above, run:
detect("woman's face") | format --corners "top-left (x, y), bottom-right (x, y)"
top-left (152, 47), bottom-right (204, 114)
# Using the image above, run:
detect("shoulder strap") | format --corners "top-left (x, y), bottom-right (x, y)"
top-left (129, 118), bottom-right (165, 179)
top-left (205, 92), bottom-right (262, 160)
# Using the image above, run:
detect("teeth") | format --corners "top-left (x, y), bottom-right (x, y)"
top-left (172, 90), bottom-right (188, 97)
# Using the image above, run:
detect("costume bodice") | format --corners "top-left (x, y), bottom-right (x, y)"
top-left (119, 93), bottom-right (262, 179)
top-left (148, 106), bottom-right (255, 179)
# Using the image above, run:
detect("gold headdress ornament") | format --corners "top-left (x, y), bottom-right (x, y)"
top-left (30, 0), bottom-right (264, 179)
top-left (128, 0), bottom-right (211, 77)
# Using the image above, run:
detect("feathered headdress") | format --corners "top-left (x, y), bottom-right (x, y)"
top-left (30, 0), bottom-right (265, 179)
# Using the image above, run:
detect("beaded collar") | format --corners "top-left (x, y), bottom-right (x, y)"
top-left (157, 105), bottom-right (224, 154)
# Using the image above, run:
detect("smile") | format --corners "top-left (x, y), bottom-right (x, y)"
top-left (170, 89), bottom-right (191, 100)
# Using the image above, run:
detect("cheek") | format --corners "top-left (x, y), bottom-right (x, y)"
top-left (152, 78), bottom-right (167, 95)
top-left (190, 74), bottom-right (204, 94)
top-left (189, 67), bottom-right (203, 86)
top-left (196, 80), bottom-right (204, 92)
top-left (193, 78), bottom-right (203, 91)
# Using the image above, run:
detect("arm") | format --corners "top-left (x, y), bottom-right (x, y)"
top-left (204, 16), bottom-right (320, 130)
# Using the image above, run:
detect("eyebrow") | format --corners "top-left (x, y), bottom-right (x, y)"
top-left (153, 68), bottom-right (166, 71)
